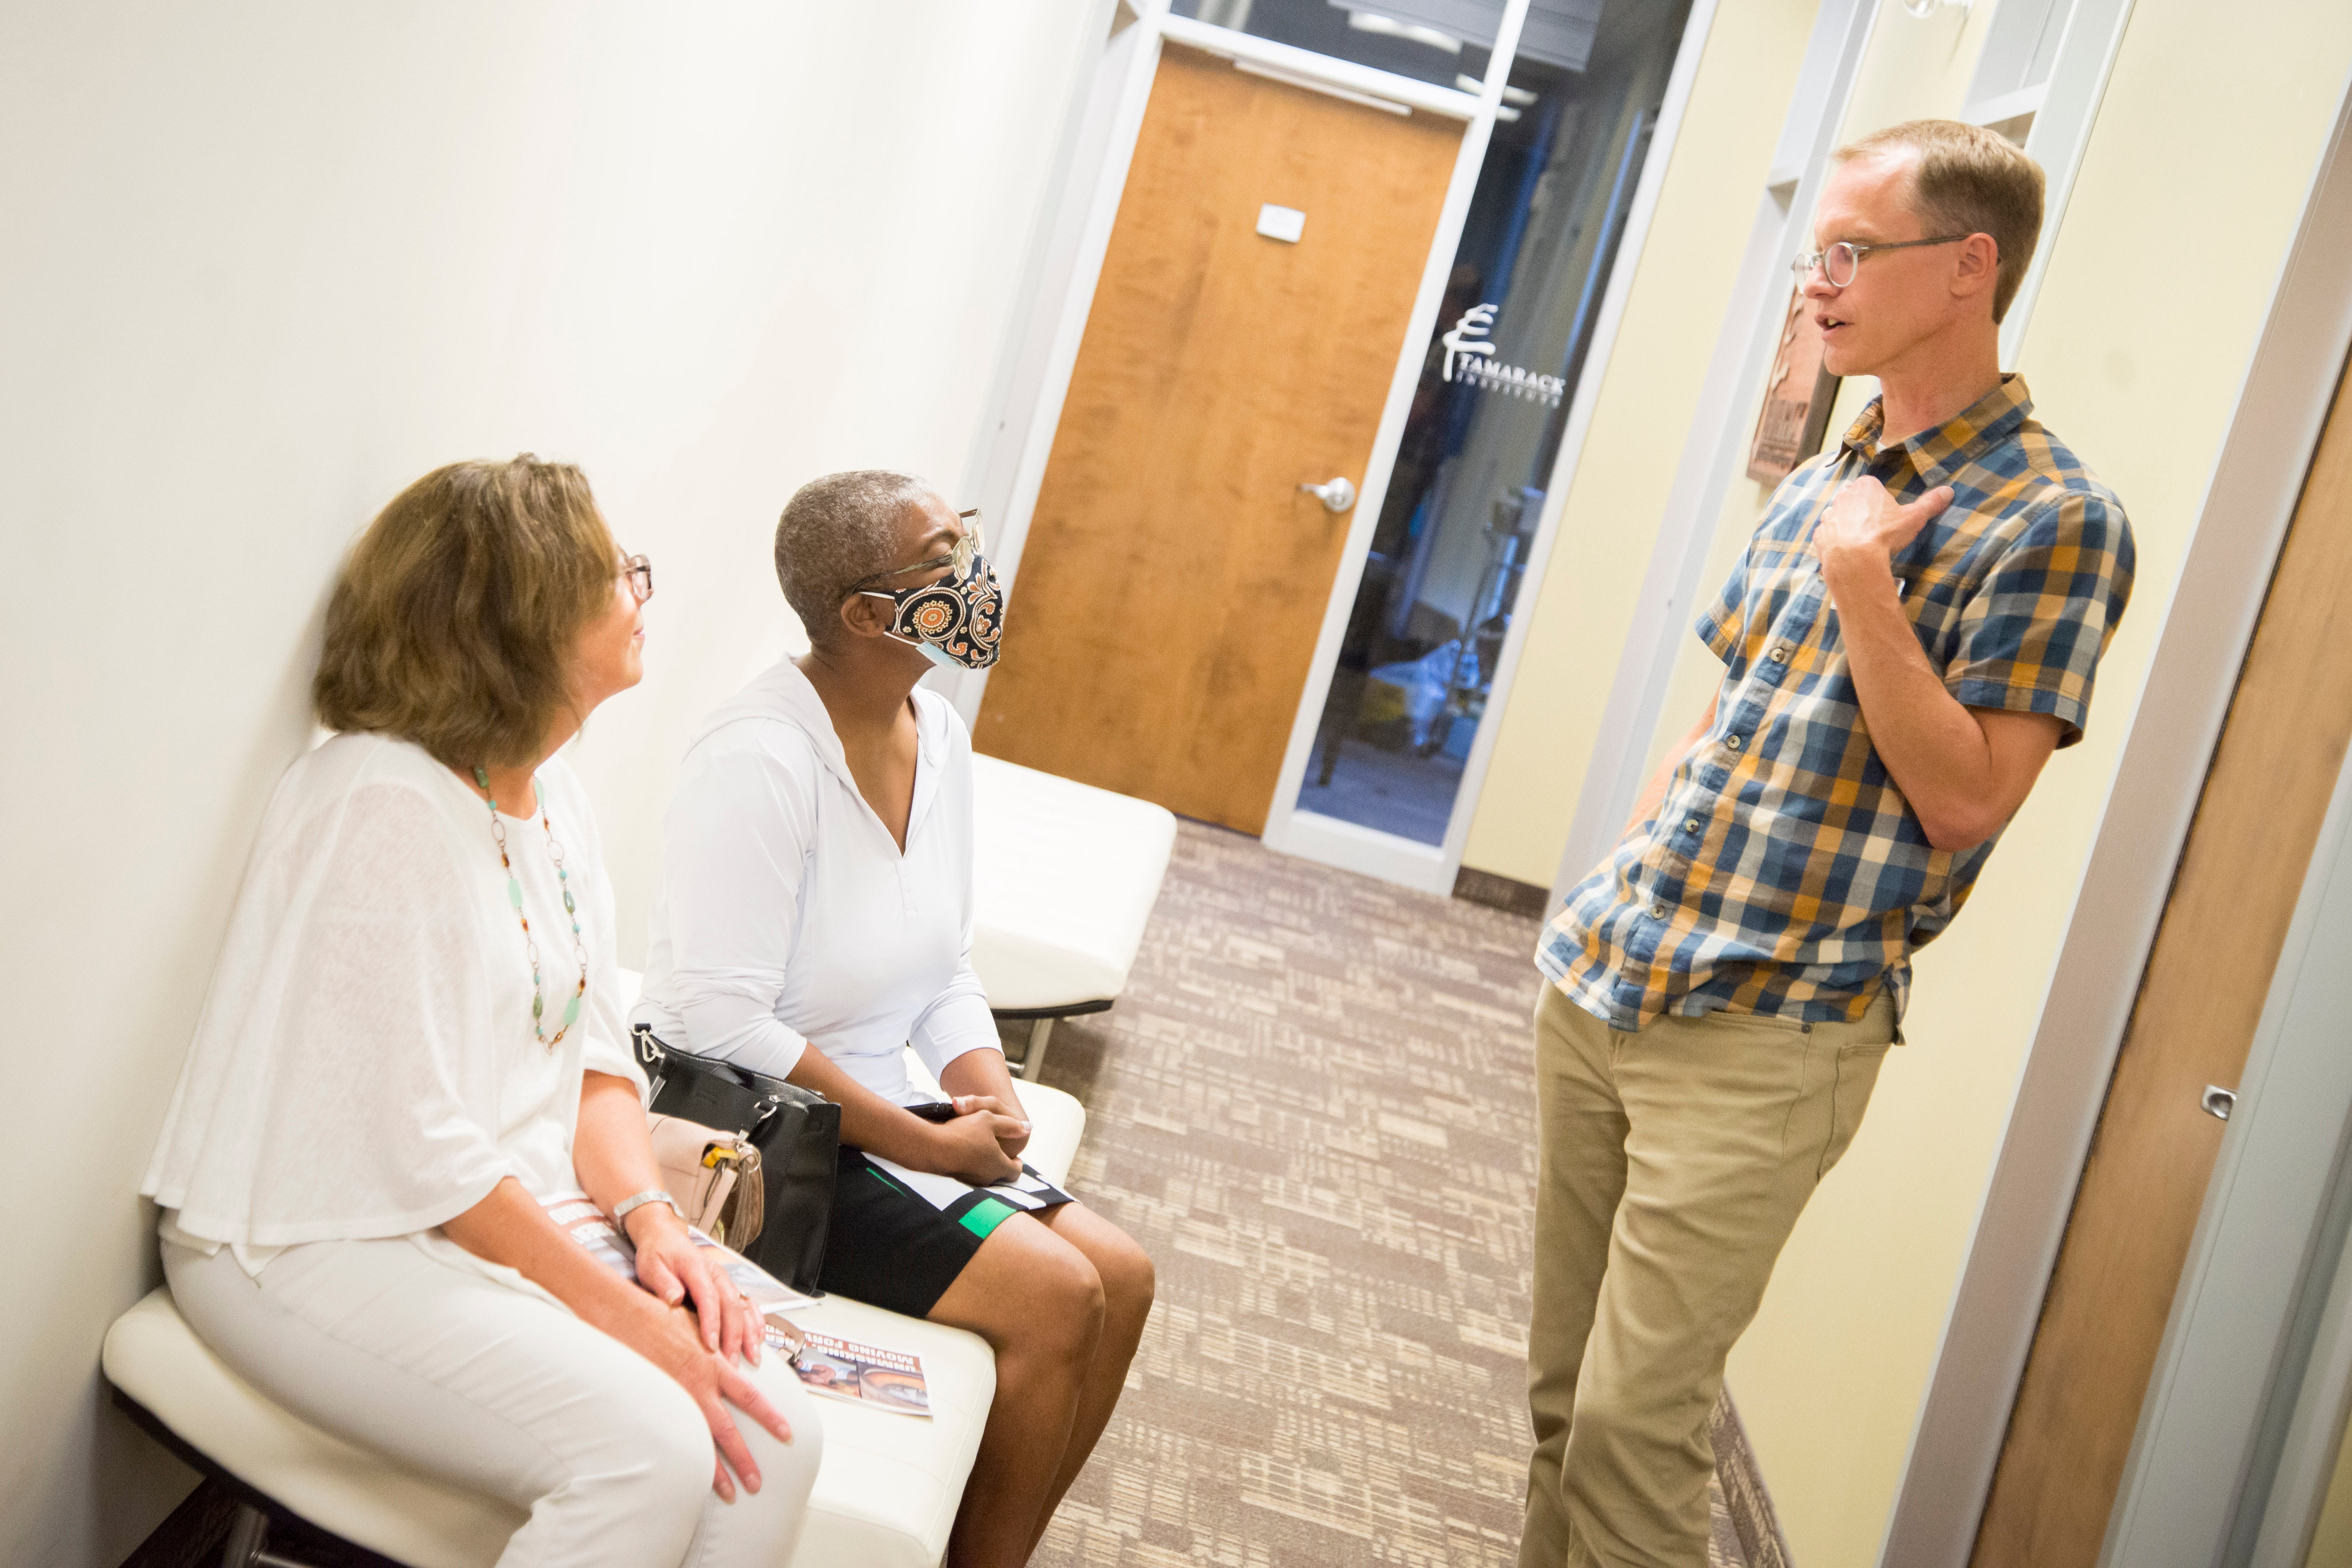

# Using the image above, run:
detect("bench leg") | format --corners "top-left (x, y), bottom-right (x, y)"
top-left (1020, 1017), bottom-right (1054, 1082)
top-left (220, 1501), bottom-right (320, 1568)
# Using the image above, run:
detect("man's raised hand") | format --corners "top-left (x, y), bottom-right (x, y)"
top-left (1815, 476), bottom-right (1954, 587)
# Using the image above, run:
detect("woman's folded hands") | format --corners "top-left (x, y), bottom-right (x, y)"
top-left (924, 1099), bottom-right (1027, 1184)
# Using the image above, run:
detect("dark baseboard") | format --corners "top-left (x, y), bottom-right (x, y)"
top-left (1452, 866), bottom-right (1550, 918)
top-left (1713, 1390), bottom-right (1795, 1568)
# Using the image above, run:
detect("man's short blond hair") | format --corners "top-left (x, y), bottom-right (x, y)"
top-left (1834, 119), bottom-right (2045, 323)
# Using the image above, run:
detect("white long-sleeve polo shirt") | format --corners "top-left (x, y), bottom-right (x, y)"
top-left (633, 656), bottom-right (1002, 1105)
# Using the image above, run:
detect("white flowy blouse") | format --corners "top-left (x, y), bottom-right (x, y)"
top-left (633, 656), bottom-right (1000, 1106)
top-left (142, 733), bottom-right (643, 1272)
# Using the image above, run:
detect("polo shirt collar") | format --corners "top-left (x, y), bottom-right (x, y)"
top-left (1839, 373), bottom-right (2034, 487)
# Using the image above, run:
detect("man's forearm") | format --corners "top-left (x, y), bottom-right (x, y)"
top-left (783, 1041), bottom-right (943, 1168)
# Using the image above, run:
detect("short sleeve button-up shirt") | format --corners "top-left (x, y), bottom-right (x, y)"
top-left (1539, 376), bottom-right (2134, 1031)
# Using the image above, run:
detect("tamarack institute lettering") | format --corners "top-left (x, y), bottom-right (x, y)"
top-left (1439, 303), bottom-right (1566, 408)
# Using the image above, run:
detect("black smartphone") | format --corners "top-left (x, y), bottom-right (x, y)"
top-left (907, 1100), bottom-right (962, 1123)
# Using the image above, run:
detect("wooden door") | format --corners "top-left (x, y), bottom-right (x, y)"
top-left (1971, 354), bottom-right (2352, 1565)
top-left (976, 43), bottom-right (1459, 833)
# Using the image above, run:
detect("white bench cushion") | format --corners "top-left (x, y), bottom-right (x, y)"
top-left (106, 1288), bottom-right (997, 1568)
top-left (106, 1287), bottom-right (521, 1568)
top-left (969, 754), bottom-right (1176, 1013)
top-left (109, 989), bottom-right (1088, 1568)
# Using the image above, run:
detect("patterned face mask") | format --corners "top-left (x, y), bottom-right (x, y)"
top-left (858, 515), bottom-right (1003, 671)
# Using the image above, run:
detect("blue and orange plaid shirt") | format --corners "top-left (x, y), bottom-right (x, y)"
top-left (1540, 376), bottom-right (2134, 1030)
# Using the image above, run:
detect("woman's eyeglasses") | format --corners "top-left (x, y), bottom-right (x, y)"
top-left (844, 509), bottom-right (983, 599)
top-left (621, 554), bottom-right (653, 605)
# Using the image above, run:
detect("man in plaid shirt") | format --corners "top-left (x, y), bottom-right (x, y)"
top-left (1518, 120), bottom-right (2134, 1568)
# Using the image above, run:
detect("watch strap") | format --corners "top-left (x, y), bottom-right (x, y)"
top-left (611, 1188), bottom-right (681, 1228)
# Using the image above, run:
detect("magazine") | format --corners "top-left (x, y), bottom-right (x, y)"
top-left (538, 1192), bottom-right (928, 1412)
top-left (792, 1331), bottom-right (931, 1417)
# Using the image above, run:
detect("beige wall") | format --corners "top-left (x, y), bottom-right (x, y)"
top-left (1461, 0), bottom-right (1824, 886)
top-left (1709, 4), bottom-right (2352, 1566)
top-left (0, 6), bottom-right (1094, 1564)
top-left (2309, 1412), bottom-right (2352, 1567)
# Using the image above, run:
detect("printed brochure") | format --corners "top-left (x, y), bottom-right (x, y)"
top-left (792, 1330), bottom-right (931, 1417)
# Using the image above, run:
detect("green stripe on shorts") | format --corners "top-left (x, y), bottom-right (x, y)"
top-left (958, 1195), bottom-right (1017, 1240)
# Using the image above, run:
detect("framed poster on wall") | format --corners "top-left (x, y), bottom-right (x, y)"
top-left (1747, 283), bottom-right (1839, 483)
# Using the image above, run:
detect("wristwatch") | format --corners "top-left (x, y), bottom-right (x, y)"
top-left (611, 1189), bottom-right (682, 1231)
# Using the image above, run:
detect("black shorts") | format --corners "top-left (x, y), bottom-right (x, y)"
top-left (816, 1140), bottom-right (1074, 1319)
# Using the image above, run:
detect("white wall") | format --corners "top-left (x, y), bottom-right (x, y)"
top-left (0, 5), bottom-right (1097, 1562)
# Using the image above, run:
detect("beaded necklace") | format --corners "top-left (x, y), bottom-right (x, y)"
top-left (473, 766), bottom-right (588, 1049)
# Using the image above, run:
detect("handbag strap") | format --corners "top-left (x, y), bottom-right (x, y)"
top-left (633, 1023), bottom-right (671, 1100)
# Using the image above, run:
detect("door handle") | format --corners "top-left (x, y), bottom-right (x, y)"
top-left (1299, 476), bottom-right (1357, 514)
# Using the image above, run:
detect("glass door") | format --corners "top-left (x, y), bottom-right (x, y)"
top-left (1290, 0), bottom-right (1693, 847)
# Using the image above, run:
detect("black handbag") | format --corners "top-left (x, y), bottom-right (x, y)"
top-left (631, 1024), bottom-right (840, 1296)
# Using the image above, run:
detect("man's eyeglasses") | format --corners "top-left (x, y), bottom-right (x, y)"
top-left (621, 554), bottom-right (653, 605)
top-left (845, 509), bottom-right (983, 599)
top-left (1791, 235), bottom-right (1968, 289)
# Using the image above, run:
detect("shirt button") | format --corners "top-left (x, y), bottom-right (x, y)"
top-left (1726, 734), bottom-right (1744, 751)
top-left (1650, 901), bottom-right (1667, 918)
top-left (1683, 818), bottom-right (1700, 833)
top-left (1770, 646), bottom-right (1789, 663)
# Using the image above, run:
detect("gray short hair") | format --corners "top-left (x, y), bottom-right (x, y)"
top-left (774, 470), bottom-right (931, 648)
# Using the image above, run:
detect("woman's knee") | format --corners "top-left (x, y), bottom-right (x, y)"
top-left (1024, 1240), bottom-right (1107, 1363)
top-left (1091, 1229), bottom-right (1156, 1330)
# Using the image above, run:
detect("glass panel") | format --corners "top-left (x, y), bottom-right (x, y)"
top-left (1294, 0), bottom-right (1695, 847)
top-left (1171, 0), bottom-right (1502, 90)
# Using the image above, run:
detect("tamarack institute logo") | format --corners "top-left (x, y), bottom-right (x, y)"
top-left (1440, 303), bottom-right (1565, 408)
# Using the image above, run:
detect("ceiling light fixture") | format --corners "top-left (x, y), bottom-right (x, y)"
top-left (1902, 0), bottom-right (1971, 16)
top-left (1349, 10), bottom-right (1464, 54)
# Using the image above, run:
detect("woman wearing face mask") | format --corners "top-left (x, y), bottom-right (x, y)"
top-left (634, 471), bottom-right (1154, 1568)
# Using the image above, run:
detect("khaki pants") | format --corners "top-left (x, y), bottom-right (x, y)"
top-left (1518, 985), bottom-right (1894, 1568)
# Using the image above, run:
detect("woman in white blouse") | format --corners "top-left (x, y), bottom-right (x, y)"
top-left (142, 457), bottom-right (822, 1567)
top-left (635, 471), bottom-right (1154, 1568)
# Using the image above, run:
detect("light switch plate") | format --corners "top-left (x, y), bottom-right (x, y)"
top-left (1255, 204), bottom-right (1305, 244)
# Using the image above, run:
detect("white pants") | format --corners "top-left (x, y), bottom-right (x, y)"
top-left (164, 1236), bottom-right (824, 1568)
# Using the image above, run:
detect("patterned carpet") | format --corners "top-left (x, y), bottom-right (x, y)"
top-left (1025, 821), bottom-right (1758, 1568)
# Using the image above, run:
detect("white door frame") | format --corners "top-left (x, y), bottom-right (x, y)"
top-left (1875, 65), bottom-right (2352, 1568)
